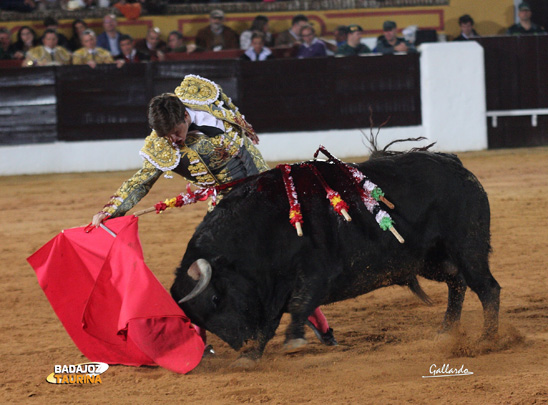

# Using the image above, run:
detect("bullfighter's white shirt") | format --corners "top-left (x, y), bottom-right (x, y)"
top-left (187, 108), bottom-right (225, 132)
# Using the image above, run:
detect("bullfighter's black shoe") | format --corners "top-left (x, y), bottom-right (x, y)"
top-left (306, 320), bottom-right (339, 346)
top-left (202, 344), bottom-right (216, 358)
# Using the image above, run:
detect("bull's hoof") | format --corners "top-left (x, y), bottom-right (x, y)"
top-left (434, 331), bottom-right (453, 344)
top-left (284, 338), bottom-right (308, 353)
top-left (230, 356), bottom-right (259, 370)
top-left (478, 330), bottom-right (499, 342)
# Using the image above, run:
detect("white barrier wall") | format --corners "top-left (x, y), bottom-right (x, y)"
top-left (0, 42), bottom-right (486, 175)
top-left (419, 42), bottom-right (487, 151)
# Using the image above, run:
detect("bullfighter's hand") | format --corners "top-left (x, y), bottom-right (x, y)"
top-left (92, 212), bottom-right (109, 227)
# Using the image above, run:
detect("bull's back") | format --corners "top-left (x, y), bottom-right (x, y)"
top-left (184, 152), bottom-right (490, 303)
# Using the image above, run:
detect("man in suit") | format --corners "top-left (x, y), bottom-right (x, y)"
top-left (97, 14), bottom-right (123, 57)
top-left (115, 34), bottom-right (150, 67)
top-left (135, 27), bottom-right (167, 61)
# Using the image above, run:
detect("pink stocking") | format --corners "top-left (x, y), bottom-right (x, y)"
top-left (307, 307), bottom-right (329, 334)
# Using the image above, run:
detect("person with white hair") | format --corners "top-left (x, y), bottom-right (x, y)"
top-left (135, 27), bottom-right (167, 61)
top-left (72, 29), bottom-right (114, 68)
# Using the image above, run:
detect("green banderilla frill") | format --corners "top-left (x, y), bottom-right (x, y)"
top-left (371, 187), bottom-right (385, 201)
top-left (378, 216), bottom-right (393, 231)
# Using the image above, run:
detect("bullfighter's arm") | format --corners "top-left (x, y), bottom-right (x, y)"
top-left (99, 159), bottom-right (163, 218)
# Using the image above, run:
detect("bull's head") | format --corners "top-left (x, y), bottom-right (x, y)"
top-left (171, 258), bottom-right (263, 351)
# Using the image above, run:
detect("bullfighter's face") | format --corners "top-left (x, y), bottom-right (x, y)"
top-left (166, 111), bottom-right (191, 146)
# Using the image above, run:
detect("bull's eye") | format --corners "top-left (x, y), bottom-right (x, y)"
top-left (212, 295), bottom-right (220, 308)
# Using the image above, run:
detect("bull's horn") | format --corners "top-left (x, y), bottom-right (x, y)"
top-left (178, 259), bottom-right (212, 304)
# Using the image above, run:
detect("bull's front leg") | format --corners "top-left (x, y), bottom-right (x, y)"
top-left (284, 312), bottom-right (309, 352)
top-left (284, 291), bottom-right (313, 352)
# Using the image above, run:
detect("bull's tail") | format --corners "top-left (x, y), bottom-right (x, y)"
top-left (407, 277), bottom-right (433, 306)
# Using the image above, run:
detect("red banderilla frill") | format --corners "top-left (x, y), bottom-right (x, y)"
top-left (302, 163), bottom-right (352, 222)
top-left (154, 184), bottom-right (216, 214)
top-left (277, 164), bottom-right (304, 237)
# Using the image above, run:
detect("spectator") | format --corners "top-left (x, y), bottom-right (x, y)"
top-left (375, 21), bottom-right (415, 54)
top-left (0, 28), bottom-right (16, 60)
top-left (324, 25), bottom-right (348, 54)
top-left (114, 34), bottom-right (149, 67)
top-left (0, 0), bottom-right (37, 12)
top-left (335, 25), bottom-right (348, 47)
top-left (195, 9), bottom-right (239, 52)
top-left (240, 32), bottom-right (273, 61)
top-left (336, 25), bottom-right (371, 56)
top-left (68, 19), bottom-right (88, 52)
top-left (23, 29), bottom-right (71, 67)
top-left (240, 15), bottom-right (273, 50)
top-left (135, 27), bottom-right (167, 61)
top-left (72, 29), bottom-right (114, 68)
top-left (275, 14), bottom-right (309, 47)
top-left (454, 14), bottom-right (480, 41)
top-left (507, 2), bottom-right (546, 35)
top-left (12, 26), bottom-right (40, 60)
top-left (296, 25), bottom-right (327, 59)
top-left (97, 14), bottom-right (122, 57)
top-left (166, 30), bottom-right (196, 53)
top-left (43, 17), bottom-right (70, 50)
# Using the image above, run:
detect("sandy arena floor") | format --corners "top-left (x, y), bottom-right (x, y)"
top-left (1, 146), bottom-right (547, 404)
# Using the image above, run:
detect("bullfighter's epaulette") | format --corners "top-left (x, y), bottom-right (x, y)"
top-left (139, 131), bottom-right (218, 187)
top-left (174, 74), bottom-right (258, 143)
top-left (139, 131), bottom-right (181, 173)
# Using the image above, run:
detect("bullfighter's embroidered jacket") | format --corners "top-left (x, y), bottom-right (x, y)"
top-left (100, 75), bottom-right (269, 218)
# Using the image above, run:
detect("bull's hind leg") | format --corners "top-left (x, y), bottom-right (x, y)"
top-left (421, 246), bottom-right (468, 334)
top-left (459, 256), bottom-right (501, 338)
top-left (439, 270), bottom-right (467, 333)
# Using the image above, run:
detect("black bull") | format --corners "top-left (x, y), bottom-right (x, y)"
top-left (170, 151), bottom-right (500, 361)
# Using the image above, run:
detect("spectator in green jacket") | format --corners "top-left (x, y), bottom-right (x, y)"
top-left (336, 24), bottom-right (371, 56)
